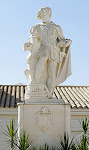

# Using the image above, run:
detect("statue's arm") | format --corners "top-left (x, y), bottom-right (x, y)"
top-left (56, 26), bottom-right (72, 48)
top-left (55, 26), bottom-right (72, 62)
top-left (57, 26), bottom-right (65, 39)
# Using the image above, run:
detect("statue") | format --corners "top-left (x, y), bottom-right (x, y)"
top-left (23, 7), bottom-right (72, 100)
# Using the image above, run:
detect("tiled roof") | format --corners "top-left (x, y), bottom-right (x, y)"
top-left (0, 85), bottom-right (89, 108)
top-left (0, 85), bottom-right (25, 107)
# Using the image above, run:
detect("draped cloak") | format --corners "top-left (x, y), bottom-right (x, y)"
top-left (48, 22), bottom-right (72, 85)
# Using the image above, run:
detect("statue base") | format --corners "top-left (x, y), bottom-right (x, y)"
top-left (18, 99), bottom-right (71, 148)
top-left (25, 83), bottom-right (49, 101)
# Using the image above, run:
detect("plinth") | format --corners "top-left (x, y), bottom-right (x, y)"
top-left (18, 99), bottom-right (70, 148)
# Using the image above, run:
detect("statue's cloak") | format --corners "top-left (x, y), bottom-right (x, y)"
top-left (50, 22), bottom-right (72, 85)
top-left (56, 46), bottom-right (72, 85)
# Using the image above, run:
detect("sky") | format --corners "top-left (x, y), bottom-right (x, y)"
top-left (0, 0), bottom-right (89, 85)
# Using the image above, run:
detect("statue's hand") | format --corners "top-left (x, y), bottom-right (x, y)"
top-left (57, 39), bottom-right (72, 48)
top-left (65, 39), bottom-right (72, 47)
top-left (23, 42), bottom-right (33, 51)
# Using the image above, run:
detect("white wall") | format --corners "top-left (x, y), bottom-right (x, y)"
top-left (0, 108), bottom-right (18, 150)
top-left (71, 108), bottom-right (89, 140)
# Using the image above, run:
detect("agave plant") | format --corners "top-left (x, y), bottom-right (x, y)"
top-left (80, 116), bottom-right (89, 134)
top-left (39, 143), bottom-right (55, 150)
top-left (54, 132), bottom-right (75, 150)
top-left (18, 131), bottom-right (30, 150)
top-left (1, 119), bottom-right (36, 150)
top-left (1, 119), bottom-right (18, 149)
top-left (73, 116), bottom-right (89, 150)
top-left (17, 131), bottom-right (36, 150)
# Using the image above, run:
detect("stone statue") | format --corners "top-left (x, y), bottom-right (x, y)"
top-left (23, 7), bottom-right (72, 100)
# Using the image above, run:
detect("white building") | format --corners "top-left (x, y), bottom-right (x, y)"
top-left (0, 85), bottom-right (89, 149)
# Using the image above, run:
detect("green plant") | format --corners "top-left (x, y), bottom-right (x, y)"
top-left (74, 116), bottom-right (89, 150)
top-left (80, 116), bottom-right (89, 134)
top-left (18, 131), bottom-right (36, 150)
top-left (18, 131), bottom-right (30, 150)
top-left (54, 132), bottom-right (75, 150)
top-left (39, 143), bottom-right (55, 150)
top-left (1, 119), bottom-right (35, 150)
top-left (1, 119), bottom-right (17, 150)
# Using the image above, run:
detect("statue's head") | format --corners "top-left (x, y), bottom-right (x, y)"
top-left (37, 7), bottom-right (52, 22)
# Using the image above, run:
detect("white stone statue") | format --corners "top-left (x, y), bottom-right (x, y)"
top-left (23, 7), bottom-right (72, 100)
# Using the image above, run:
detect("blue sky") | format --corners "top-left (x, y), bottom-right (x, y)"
top-left (0, 0), bottom-right (89, 85)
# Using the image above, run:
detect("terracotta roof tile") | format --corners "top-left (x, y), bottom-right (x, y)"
top-left (0, 85), bottom-right (89, 108)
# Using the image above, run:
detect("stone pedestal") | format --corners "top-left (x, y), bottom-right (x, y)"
top-left (18, 99), bottom-right (70, 148)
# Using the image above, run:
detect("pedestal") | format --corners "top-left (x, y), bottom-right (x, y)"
top-left (18, 99), bottom-right (70, 148)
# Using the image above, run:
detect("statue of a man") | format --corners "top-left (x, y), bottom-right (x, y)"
top-left (24, 7), bottom-right (72, 99)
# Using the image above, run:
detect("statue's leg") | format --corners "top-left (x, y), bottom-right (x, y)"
top-left (35, 56), bottom-right (48, 82)
top-left (34, 44), bottom-right (48, 82)
top-left (47, 61), bottom-right (57, 98)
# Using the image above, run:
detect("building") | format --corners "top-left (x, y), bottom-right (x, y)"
top-left (0, 85), bottom-right (89, 149)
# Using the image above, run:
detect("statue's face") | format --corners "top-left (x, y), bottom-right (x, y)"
top-left (37, 9), bottom-right (51, 22)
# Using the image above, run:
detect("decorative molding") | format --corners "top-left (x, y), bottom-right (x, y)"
top-left (0, 108), bottom-right (18, 115)
top-left (71, 109), bottom-right (89, 116)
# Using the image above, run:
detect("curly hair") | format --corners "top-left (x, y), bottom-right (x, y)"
top-left (37, 7), bottom-right (52, 19)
